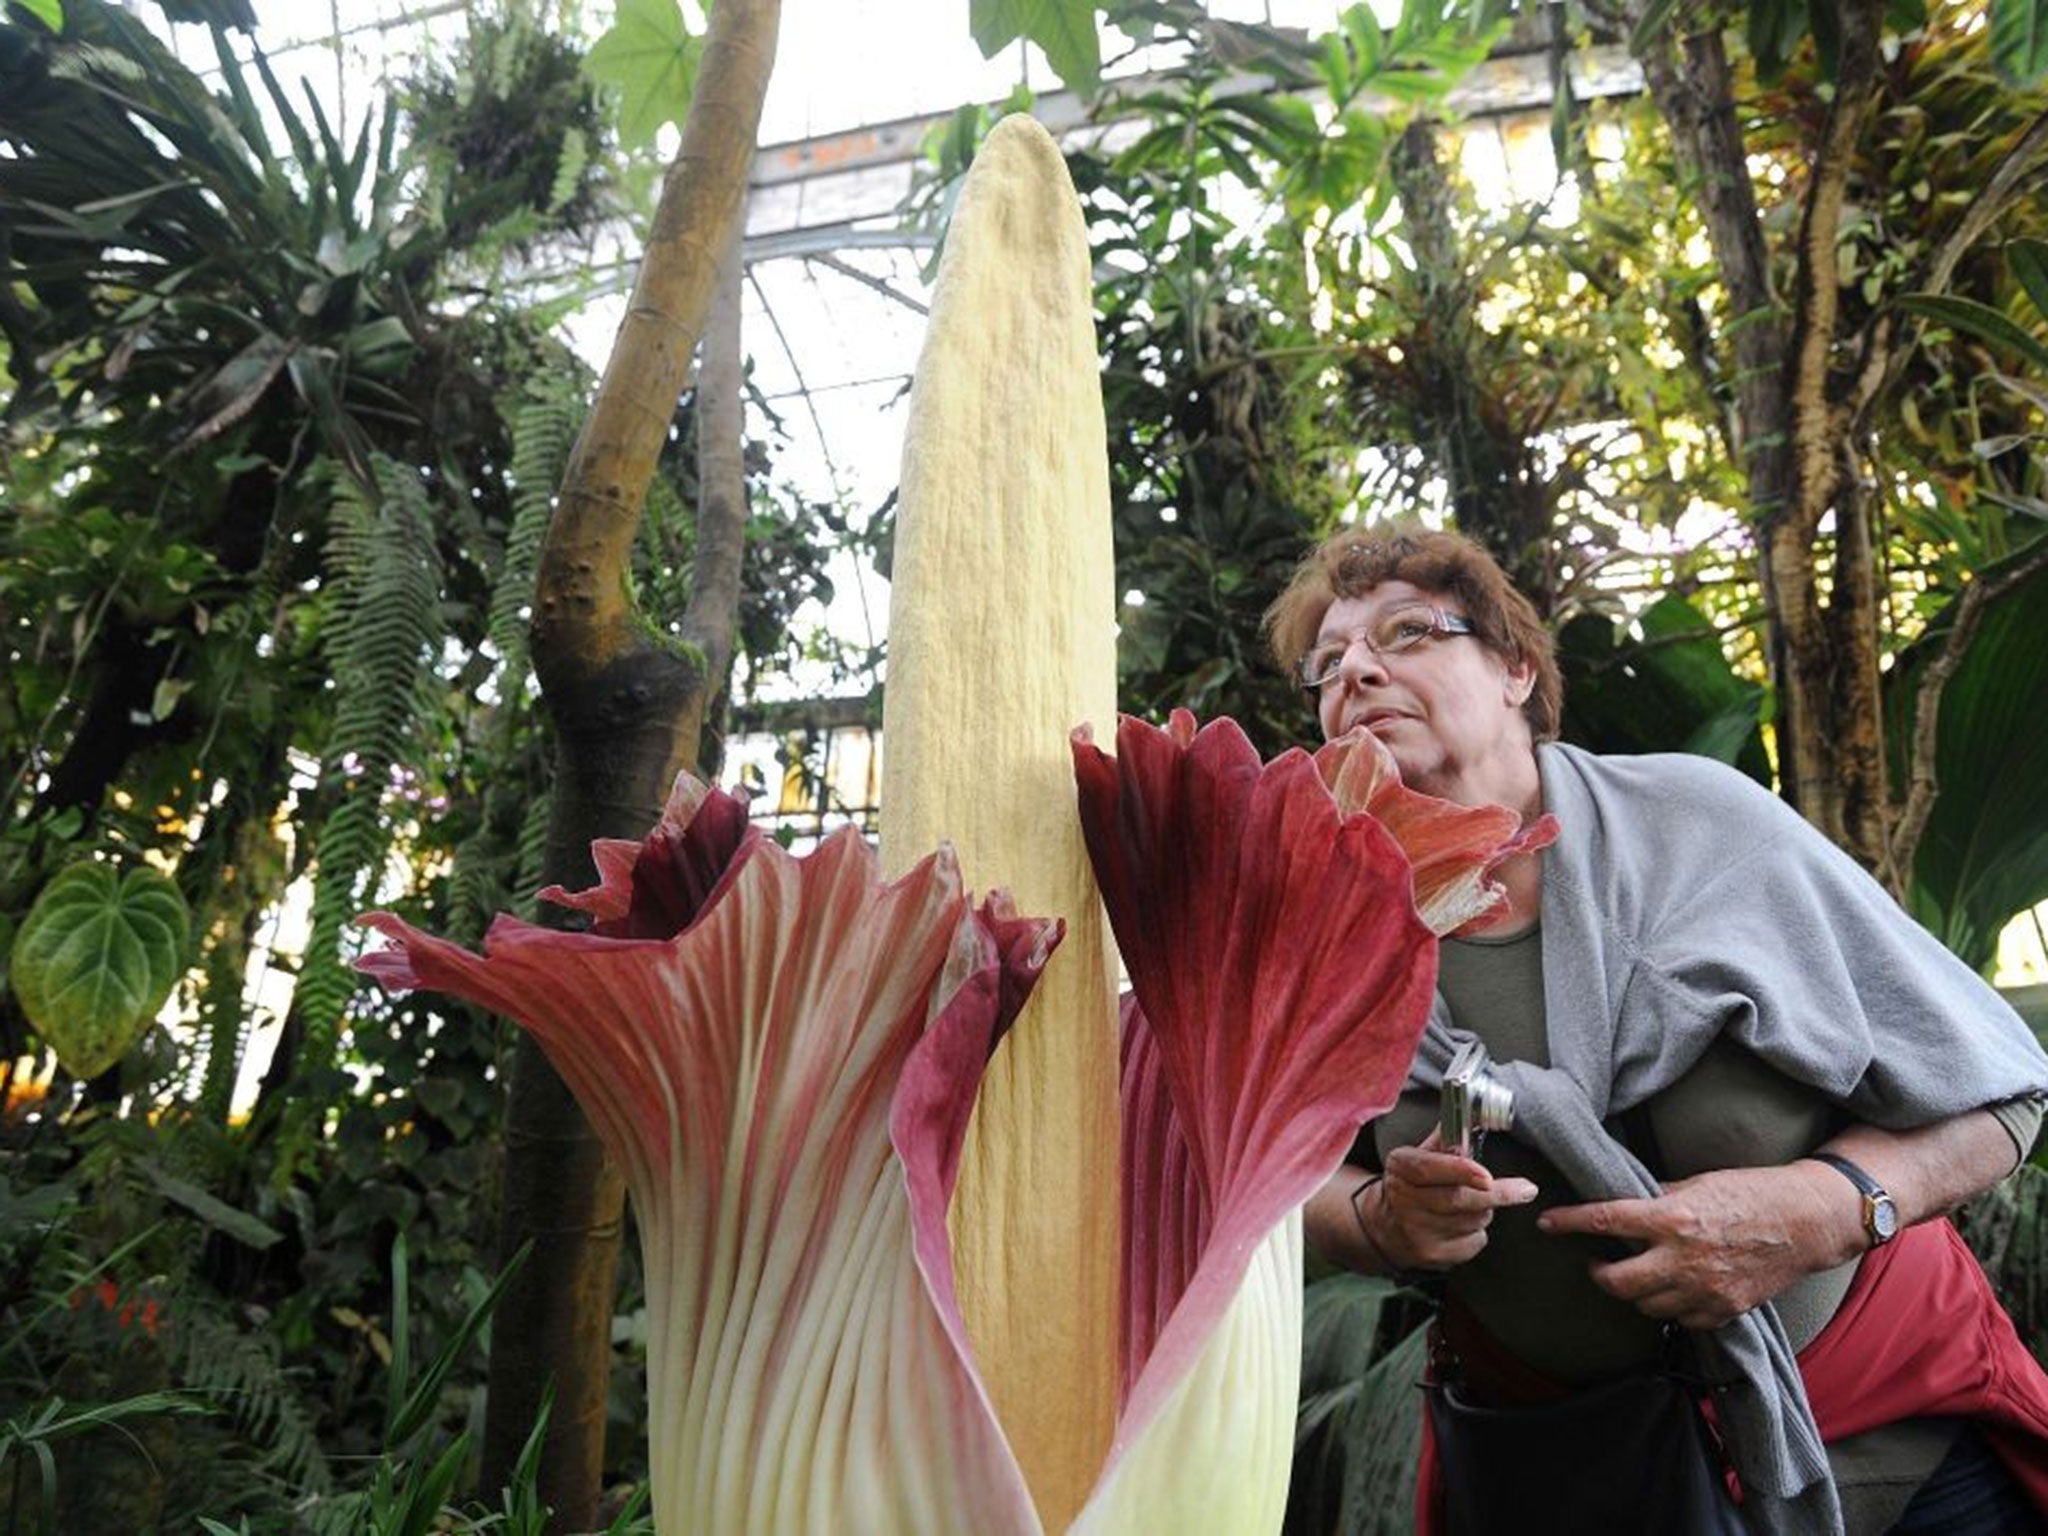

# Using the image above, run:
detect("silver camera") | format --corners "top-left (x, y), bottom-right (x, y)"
top-left (1439, 1040), bottom-right (1514, 1158)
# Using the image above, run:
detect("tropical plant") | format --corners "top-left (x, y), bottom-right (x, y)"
top-left (479, 1), bottom-right (1219, 1515)
top-left (1597, 0), bottom-right (2048, 888)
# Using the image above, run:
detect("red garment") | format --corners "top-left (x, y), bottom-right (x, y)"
top-left (1797, 1216), bottom-right (2048, 1515)
top-left (1415, 1217), bottom-right (2048, 1534)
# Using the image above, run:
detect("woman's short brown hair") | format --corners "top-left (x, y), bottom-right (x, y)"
top-left (1264, 523), bottom-right (1562, 740)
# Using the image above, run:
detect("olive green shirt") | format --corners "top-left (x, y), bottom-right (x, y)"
top-left (1363, 925), bottom-right (2043, 1533)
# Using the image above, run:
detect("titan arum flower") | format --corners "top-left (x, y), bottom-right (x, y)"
top-left (355, 710), bottom-right (1552, 1533)
top-left (360, 110), bottom-right (1555, 1534)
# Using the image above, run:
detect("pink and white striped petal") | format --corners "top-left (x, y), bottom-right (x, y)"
top-left (1071, 711), bottom-right (1543, 1530)
top-left (1070, 712), bottom-right (1445, 1526)
top-left (358, 781), bottom-right (1048, 1535)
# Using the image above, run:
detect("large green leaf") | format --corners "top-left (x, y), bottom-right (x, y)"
top-left (1991, 0), bottom-right (2048, 83)
top-left (10, 861), bottom-right (188, 1079)
top-left (2009, 238), bottom-right (2048, 323)
top-left (141, 1163), bottom-right (284, 1249)
top-left (154, 0), bottom-right (257, 28)
top-left (1747, 0), bottom-right (1811, 81)
top-left (969, 0), bottom-right (1101, 93)
top-left (1287, 1275), bottom-right (1428, 1536)
top-left (1557, 596), bottom-right (1770, 782)
top-left (1628, 0), bottom-right (1683, 53)
top-left (585, 0), bottom-right (702, 150)
top-left (1885, 547), bottom-right (2048, 970)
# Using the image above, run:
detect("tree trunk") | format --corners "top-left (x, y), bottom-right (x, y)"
top-left (1632, 0), bottom-right (1893, 868)
top-left (481, 3), bottom-right (779, 1524)
top-left (1769, 0), bottom-right (1888, 858)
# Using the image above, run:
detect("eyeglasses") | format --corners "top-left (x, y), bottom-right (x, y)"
top-left (1296, 604), bottom-right (1474, 691)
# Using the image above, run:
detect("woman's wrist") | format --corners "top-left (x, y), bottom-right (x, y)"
top-left (1349, 1174), bottom-right (1433, 1286)
top-left (1788, 1156), bottom-right (1874, 1270)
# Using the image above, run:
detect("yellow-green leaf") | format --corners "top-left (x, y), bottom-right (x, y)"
top-left (586, 0), bottom-right (702, 150)
top-left (1991, 0), bottom-right (2048, 83)
top-left (2009, 238), bottom-right (2048, 322)
top-left (1900, 293), bottom-right (2048, 373)
top-left (11, 861), bottom-right (187, 1079)
top-left (968, 0), bottom-right (1101, 93)
top-left (7, 0), bottom-right (65, 32)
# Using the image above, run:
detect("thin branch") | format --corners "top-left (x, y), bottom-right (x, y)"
top-left (679, 224), bottom-right (748, 683)
top-left (1782, 0), bottom-right (1885, 547)
top-left (532, 0), bottom-right (781, 685)
top-left (744, 267), bottom-right (847, 507)
top-left (743, 265), bottom-right (877, 658)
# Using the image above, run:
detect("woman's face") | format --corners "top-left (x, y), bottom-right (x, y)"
top-left (1312, 580), bottom-right (1537, 806)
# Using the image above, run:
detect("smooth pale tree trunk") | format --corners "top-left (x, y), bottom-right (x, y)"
top-left (480, 4), bottom-right (779, 1524)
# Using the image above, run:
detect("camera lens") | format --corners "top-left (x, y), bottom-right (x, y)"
top-left (1469, 1076), bottom-right (1514, 1134)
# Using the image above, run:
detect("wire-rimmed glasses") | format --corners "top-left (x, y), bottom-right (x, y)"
top-left (1296, 605), bottom-right (1474, 692)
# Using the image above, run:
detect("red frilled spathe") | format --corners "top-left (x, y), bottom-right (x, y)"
top-left (1071, 710), bottom-right (1551, 1457)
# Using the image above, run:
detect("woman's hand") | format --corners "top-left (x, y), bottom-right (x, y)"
top-left (1535, 1164), bottom-right (1842, 1329)
top-left (1370, 1128), bottom-right (1540, 1272)
top-left (1305, 1131), bottom-right (1538, 1278)
top-left (1536, 1109), bottom-right (2023, 1330)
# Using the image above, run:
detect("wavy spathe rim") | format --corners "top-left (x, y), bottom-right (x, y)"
top-left (1312, 723), bottom-right (1559, 937)
top-left (359, 779), bottom-right (1051, 1532)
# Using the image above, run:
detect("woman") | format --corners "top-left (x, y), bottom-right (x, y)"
top-left (1274, 526), bottom-right (2048, 1534)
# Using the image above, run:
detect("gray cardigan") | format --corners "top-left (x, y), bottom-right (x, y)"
top-left (1406, 743), bottom-right (2048, 1535)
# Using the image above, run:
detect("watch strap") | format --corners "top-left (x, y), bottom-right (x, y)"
top-left (1808, 1152), bottom-right (1898, 1246)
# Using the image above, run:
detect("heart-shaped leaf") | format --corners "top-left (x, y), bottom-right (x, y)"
top-left (11, 861), bottom-right (188, 1079)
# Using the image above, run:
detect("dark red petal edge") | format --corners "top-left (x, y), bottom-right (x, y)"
top-left (891, 892), bottom-right (1064, 1374)
top-left (520, 774), bottom-right (755, 941)
top-left (1075, 710), bottom-right (1444, 1441)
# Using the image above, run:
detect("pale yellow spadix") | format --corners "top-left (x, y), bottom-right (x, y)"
top-left (878, 113), bottom-right (1120, 1531)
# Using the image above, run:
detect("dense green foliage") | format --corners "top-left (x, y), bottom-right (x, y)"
top-left (0, 0), bottom-right (832, 1522)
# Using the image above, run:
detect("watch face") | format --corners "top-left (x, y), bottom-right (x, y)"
top-left (1872, 1197), bottom-right (1901, 1242)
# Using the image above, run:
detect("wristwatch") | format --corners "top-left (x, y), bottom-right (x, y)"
top-left (1808, 1152), bottom-right (1900, 1247)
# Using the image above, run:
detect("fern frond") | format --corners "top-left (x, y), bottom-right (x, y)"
top-left (511, 784), bottom-right (552, 920)
top-left (293, 455), bottom-right (443, 1079)
top-left (194, 927), bottom-right (255, 1124)
top-left (303, 1490), bottom-right (375, 1536)
top-left (489, 371), bottom-right (585, 673)
top-left (640, 470), bottom-right (696, 571)
top-left (547, 126), bottom-right (588, 214)
top-left (173, 1309), bottom-right (333, 1497)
